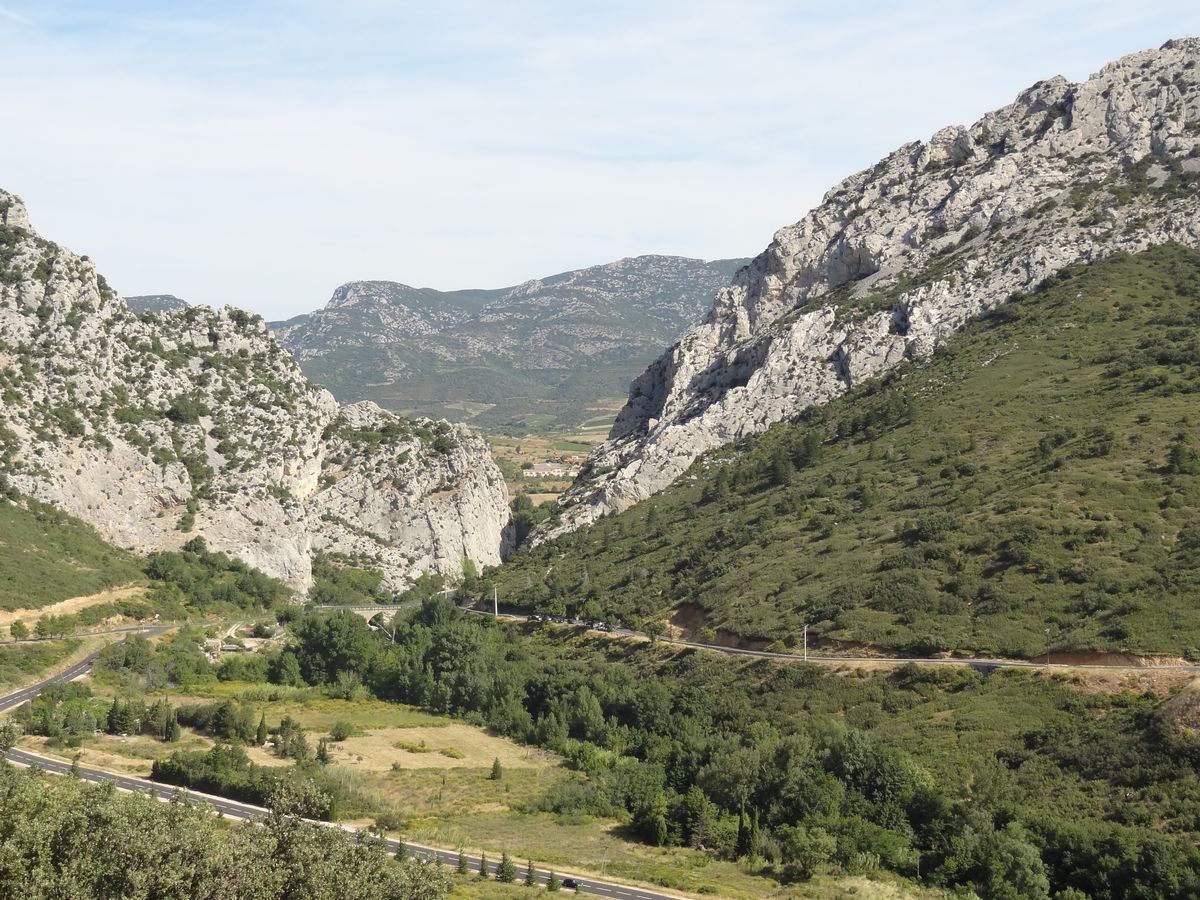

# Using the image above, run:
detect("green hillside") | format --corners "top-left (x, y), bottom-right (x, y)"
top-left (0, 496), bottom-right (143, 610)
top-left (489, 244), bottom-right (1200, 659)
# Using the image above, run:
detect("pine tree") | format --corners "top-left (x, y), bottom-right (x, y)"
top-left (497, 852), bottom-right (516, 883)
top-left (769, 444), bottom-right (794, 486)
top-left (490, 757), bottom-right (503, 780)
top-left (256, 713), bottom-right (268, 745)
top-left (166, 715), bottom-right (181, 743)
top-left (456, 851), bottom-right (468, 874)
top-left (478, 852), bottom-right (488, 879)
top-left (547, 871), bottom-right (562, 892)
top-left (525, 859), bottom-right (537, 886)
top-left (106, 700), bottom-right (123, 735)
top-left (748, 807), bottom-right (761, 860)
top-left (316, 737), bottom-right (331, 764)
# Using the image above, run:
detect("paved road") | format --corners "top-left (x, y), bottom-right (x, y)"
top-left (462, 607), bottom-right (1200, 673)
top-left (0, 626), bottom-right (172, 712)
top-left (0, 645), bottom-right (683, 900)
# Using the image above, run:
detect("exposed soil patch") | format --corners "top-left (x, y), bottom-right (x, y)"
top-left (0, 584), bottom-right (146, 628)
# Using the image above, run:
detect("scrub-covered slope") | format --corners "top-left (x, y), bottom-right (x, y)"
top-left (546, 38), bottom-right (1200, 539)
top-left (494, 245), bottom-right (1200, 658)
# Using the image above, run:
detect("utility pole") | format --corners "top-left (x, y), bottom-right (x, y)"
top-left (493, 586), bottom-right (498, 619)
top-left (803, 623), bottom-right (809, 661)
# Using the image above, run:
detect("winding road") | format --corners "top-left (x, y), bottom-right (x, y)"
top-left (458, 607), bottom-right (1200, 673)
top-left (0, 639), bottom-right (685, 900)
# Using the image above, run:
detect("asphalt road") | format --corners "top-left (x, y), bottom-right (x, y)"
top-left (0, 641), bottom-right (684, 900)
top-left (0, 626), bottom-right (172, 712)
top-left (461, 607), bottom-right (1200, 673)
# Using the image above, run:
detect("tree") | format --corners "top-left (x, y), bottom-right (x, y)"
top-left (317, 737), bottom-right (331, 764)
top-left (643, 619), bottom-right (665, 643)
top-left (269, 650), bottom-right (305, 687)
top-left (256, 713), bottom-right (268, 745)
top-left (547, 871), bottom-right (562, 892)
top-left (525, 859), bottom-right (537, 886)
top-left (769, 444), bottom-right (794, 486)
top-left (0, 722), bottom-right (18, 752)
top-left (9, 619), bottom-right (28, 640)
top-left (497, 852), bottom-right (517, 883)
top-left (479, 852), bottom-right (489, 879)
top-left (490, 757), bottom-right (503, 780)
top-left (456, 851), bottom-right (468, 874)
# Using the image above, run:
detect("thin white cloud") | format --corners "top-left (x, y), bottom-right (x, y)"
top-left (0, 1), bottom-right (1196, 318)
top-left (0, 6), bottom-right (32, 26)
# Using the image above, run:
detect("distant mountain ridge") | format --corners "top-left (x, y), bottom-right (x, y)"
top-left (269, 255), bottom-right (747, 430)
top-left (126, 294), bottom-right (188, 314)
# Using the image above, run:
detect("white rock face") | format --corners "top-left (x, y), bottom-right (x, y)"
top-left (0, 195), bottom-right (511, 591)
top-left (542, 38), bottom-right (1200, 540)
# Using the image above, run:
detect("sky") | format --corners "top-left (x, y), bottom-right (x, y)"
top-left (1, 2), bottom-right (1198, 319)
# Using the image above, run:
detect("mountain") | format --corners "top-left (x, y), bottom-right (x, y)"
top-left (0, 191), bottom-right (510, 593)
top-left (544, 38), bottom-right (1200, 540)
top-left (126, 294), bottom-right (188, 314)
top-left (494, 244), bottom-right (1200, 658)
top-left (269, 255), bottom-right (747, 431)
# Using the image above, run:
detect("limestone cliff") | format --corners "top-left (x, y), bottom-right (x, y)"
top-left (0, 193), bottom-right (510, 591)
top-left (542, 38), bottom-right (1200, 540)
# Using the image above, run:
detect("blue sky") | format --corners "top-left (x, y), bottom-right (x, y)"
top-left (1, 2), bottom-right (1197, 318)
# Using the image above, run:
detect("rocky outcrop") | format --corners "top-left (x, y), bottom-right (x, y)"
top-left (0, 193), bottom-right (510, 592)
top-left (542, 38), bottom-right (1200, 540)
top-left (268, 256), bottom-right (747, 428)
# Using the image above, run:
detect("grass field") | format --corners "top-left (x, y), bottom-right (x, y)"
top-left (0, 498), bottom-right (143, 611)
top-left (0, 639), bottom-right (80, 689)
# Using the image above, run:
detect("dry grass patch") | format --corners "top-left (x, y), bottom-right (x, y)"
top-left (19, 727), bottom-right (211, 776)
top-left (0, 584), bottom-right (146, 628)
top-left (327, 724), bottom-right (558, 773)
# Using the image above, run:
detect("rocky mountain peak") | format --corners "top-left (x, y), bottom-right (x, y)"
top-left (0, 190), bottom-right (29, 230)
top-left (542, 38), bottom-right (1200, 540)
top-left (0, 193), bottom-right (511, 592)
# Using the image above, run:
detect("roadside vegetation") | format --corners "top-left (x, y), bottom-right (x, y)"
top-left (0, 759), bottom-right (451, 899)
top-left (20, 595), bottom-right (1198, 899)
top-left (489, 245), bottom-right (1200, 659)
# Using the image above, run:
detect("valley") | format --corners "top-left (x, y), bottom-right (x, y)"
top-left (3, 27), bottom-right (1200, 900)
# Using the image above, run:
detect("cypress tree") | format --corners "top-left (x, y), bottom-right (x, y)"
top-left (256, 713), bottom-right (268, 745)
top-left (525, 859), bottom-right (537, 886)
top-left (456, 851), bottom-right (468, 874)
top-left (497, 852), bottom-right (516, 883)
top-left (547, 871), bottom-right (562, 892)
top-left (478, 852), bottom-right (488, 879)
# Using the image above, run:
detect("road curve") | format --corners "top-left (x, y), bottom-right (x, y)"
top-left (0, 647), bottom-right (686, 900)
top-left (0, 626), bottom-right (173, 713)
